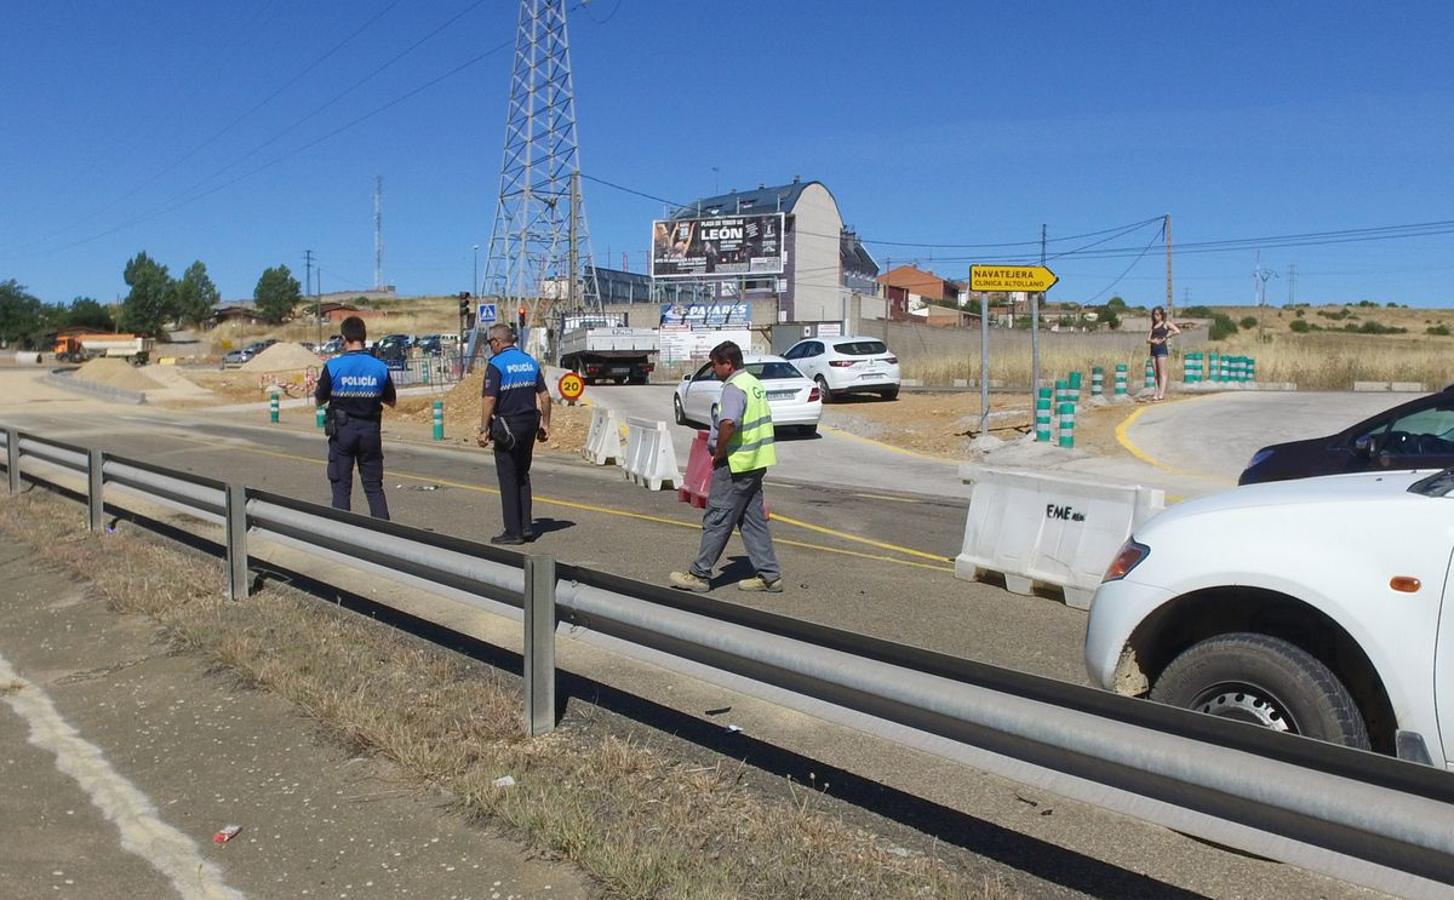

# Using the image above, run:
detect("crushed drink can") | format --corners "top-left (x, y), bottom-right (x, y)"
top-left (212, 825), bottom-right (242, 844)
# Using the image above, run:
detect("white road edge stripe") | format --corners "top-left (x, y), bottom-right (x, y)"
top-left (0, 652), bottom-right (245, 900)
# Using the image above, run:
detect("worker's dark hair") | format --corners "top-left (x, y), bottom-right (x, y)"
top-left (709, 340), bottom-right (743, 369)
top-left (340, 315), bottom-right (367, 344)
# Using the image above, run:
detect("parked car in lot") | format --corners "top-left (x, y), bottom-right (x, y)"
top-left (318, 336), bottom-right (344, 355)
top-left (782, 336), bottom-right (900, 401)
top-left (673, 354), bottom-right (822, 436)
top-left (372, 333), bottom-right (413, 366)
top-left (1086, 467), bottom-right (1454, 766)
top-left (222, 338), bottom-right (277, 366)
top-left (1240, 386), bottom-right (1454, 485)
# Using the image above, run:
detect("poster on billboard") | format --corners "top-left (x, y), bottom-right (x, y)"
top-left (659, 302), bottom-right (751, 329)
top-left (651, 213), bottom-right (785, 278)
top-left (658, 329), bottom-right (753, 365)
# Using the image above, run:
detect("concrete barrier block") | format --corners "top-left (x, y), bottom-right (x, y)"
top-left (954, 466), bottom-right (1164, 609)
top-left (623, 417), bottom-right (680, 491)
top-left (1353, 381), bottom-right (1392, 392)
top-left (952, 378), bottom-right (968, 388)
top-left (1391, 382), bottom-right (1427, 393)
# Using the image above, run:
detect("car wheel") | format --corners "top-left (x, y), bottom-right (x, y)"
top-left (796, 424), bottom-right (818, 437)
top-left (815, 376), bottom-right (833, 404)
top-left (881, 387), bottom-right (899, 401)
top-left (1150, 632), bottom-right (1369, 748)
top-left (614, 376), bottom-right (628, 385)
top-left (673, 394), bottom-right (688, 426)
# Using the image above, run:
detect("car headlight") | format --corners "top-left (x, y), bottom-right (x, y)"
top-left (1103, 539), bottom-right (1150, 582)
top-left (1246, 448), bottom-right (1275, 469)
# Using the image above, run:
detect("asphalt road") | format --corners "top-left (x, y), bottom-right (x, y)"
top-left (1124, 391), bottom-right (1423, 482)
top-left (0, 392), bottom-right (1090, 687)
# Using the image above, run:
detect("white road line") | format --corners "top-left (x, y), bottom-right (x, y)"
top-left (0, 652), bottom-right (244, 900)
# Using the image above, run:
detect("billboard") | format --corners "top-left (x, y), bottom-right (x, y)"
top-left (659, 302), bottom-right (751, 329)
top-left (651, 213), bottom-right (785, 279)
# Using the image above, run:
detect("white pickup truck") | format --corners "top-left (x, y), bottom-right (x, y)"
top-left (1086, 468), bottom-right (1454, 768)
top-left (557, 315), bottom-right (658, 385)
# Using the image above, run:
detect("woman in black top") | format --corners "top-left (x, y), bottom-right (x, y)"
top-left (1147, 306), bottom-right (1180, 401)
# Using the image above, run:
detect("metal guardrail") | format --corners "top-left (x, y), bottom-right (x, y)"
top-left (2, 424), bottom-right (1452, 897)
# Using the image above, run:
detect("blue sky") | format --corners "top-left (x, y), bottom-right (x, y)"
top-left (3, 1), bottom-right (1452, 307)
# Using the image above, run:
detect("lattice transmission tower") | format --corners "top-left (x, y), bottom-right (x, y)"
top-left (478, 0), bottom-right (600, 342)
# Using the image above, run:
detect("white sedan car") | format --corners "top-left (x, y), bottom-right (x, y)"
top-left (1086, 467), bottom-right (1454, 766)
top-left (673, 354), bottom-right (822, 436)
top-left (782, 336), bottom-right (900, 401)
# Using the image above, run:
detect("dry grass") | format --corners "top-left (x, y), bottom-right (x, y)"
top-left (0, 490), bottom-right (1015, 900)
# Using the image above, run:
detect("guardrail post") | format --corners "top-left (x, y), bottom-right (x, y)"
top-left (87, 448), bottom-right (104, 533)
top-left (226, 484), bottom-right (249, 600)
top-left (522, 554), bottom-right (557, 737)
top-left (5, 428), bottom-right (17, 495)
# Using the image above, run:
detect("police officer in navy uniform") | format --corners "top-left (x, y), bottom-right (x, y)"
top-left (476, 323), bottom-right (550, 545)
top-left (314, 315), bottom-right (396, 519)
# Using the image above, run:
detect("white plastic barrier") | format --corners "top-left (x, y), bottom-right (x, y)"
top-left (622, 417), bottom-right (680, 491)
top-left (581, 406), bottom-right (624, 466)
top-left (954, 465), bottom-right (1165, 610)
top-left (14, 351), bottom-right (43, 365)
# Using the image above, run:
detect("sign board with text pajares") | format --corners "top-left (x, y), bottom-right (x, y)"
top-left (969, 265), bottom-right (1059, 293)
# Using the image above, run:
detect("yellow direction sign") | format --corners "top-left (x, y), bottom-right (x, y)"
top-left (969, 265), bottom-right (1059, 293)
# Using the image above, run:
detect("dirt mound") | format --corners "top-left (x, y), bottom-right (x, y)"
top-left (241, 342), bottom-right (323, 373)
top-left (75, 358), bottom-right (163, 391)
top-left (392, 369), bottom-right (590, 452)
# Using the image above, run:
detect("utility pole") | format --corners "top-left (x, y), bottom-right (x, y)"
top-left (568, 169), bottom-right (580, 308)
top-left (373, 175), bottom-right (383, 289)
top-left (1287, 264), bottom-right (1297, 306)
top-left (1031, 224), bottom-right (1045, 392)
top-left (304, 249), bottom-right (316, 344)
top-left (1164, 214), bottom-right (1174, 317)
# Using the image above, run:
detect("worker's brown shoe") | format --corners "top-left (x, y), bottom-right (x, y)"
top-left (737, 575), bottom-right (783, 593)
top-left (669, 571), bottom-right (711, 592)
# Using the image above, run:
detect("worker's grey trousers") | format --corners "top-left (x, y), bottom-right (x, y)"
top-left (690, 464), bottom-right (781, 581)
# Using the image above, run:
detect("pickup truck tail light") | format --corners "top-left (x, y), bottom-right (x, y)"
top-left (807, 387), bottom-right (821, 402)
top-left (1103, 539), bottom-right (1150, 582)
top-left (829, 360), bottom-right (855, 368)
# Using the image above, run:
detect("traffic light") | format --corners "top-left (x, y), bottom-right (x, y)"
top-left (458, 291), bottom-right (471, 316)
top-left (517, 305), bottom-right (527, 331)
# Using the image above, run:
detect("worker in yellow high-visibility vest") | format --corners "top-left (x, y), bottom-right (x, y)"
top-left (670, 340), bottom-right (782, 593)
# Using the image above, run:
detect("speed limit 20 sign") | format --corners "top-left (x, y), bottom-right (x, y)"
top-left (557, 371), bottom-right (585, 403)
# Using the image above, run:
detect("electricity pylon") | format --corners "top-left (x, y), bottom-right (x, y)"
top-left (474, 0), bottom-right (600, 366)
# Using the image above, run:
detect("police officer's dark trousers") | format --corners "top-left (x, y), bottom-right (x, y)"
top-left (493, 412), bottom-right (539, 537)
top-left (329, 418), bottom-right (390, 519)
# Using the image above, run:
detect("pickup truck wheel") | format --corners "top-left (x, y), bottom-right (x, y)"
top-left (673, 395), bottom-right (688, 426)
top-left (1151, 632), bottom-right (1370, 749)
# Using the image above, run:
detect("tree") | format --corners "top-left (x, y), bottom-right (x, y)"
top-left (254, 265), bottom-right (301, 324)
top-left (174, 261), bottom-right (220, 328)
top-left (0, 279), bottom-right (43, 346)
top-left (68, 297), bottom-right (114, 330)
top-left (119, 251), bottom-right (176, 337)
top-left (1106, 296), bottom-right (1128, 311)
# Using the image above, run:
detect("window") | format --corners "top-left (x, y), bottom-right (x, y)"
top-left (783, 343), bottom-right (804, 359)
top-left (745, 361), bottom-right (804, 380)
top-left (833, 340), bottom-right (889, 356)
top-left (1374, 401), bottom-right (1454, 456)
top-left (691, 362), bottom-right (715, 382)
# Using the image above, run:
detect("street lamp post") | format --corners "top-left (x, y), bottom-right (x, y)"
top-left (472, 244), bottom-right (480, 295)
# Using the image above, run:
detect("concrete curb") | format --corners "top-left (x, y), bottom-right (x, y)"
top-left (42, 371), bottom-right (147, 405)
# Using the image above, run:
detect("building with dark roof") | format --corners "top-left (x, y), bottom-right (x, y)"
top-left (667, 177), bottom-right (878, 322)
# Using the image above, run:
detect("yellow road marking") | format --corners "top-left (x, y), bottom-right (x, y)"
top-left (160, 434), bottom-right (954, 571)
top-left (851, 492), bottom-right (920, 503)
top-left (817, 424), bottom-right (950, 461)
top-left (1114, 402), bottom-right (1236, 485)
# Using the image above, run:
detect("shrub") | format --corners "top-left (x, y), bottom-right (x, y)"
top-left (1318, 308), bottom-right (1352, 320)
top-left (1239, 316), bottom-right (1258, 329)
top-left (1208, 313), bottom-right (1239, 341)
top-left (1183, 305), bottom-right (1215, 318)
top-left (1427, 324), bottom-right (1451, 336)
top-left (1295, 309), bottom-right (1305, 318)
top-left (1358, 320), bottom-right (1407, 335)
top-left (1289, 319), bottom-right (1311, 333)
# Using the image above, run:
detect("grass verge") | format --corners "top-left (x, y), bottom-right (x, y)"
top-left (0, 490), bottom-right (1013, 900)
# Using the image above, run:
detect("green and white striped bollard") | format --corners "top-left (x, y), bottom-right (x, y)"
top-left (1054, 378), bottom-right (1068, 408)
top-left (1184, 352), bottom-right (1203, 384)
top-left (1114, 363), bottom-right (1128, 398)
top-left (315, 406), bottom-right (326, 429)
top-left (269, 392), bottom-right (280, 424)
top-left (432, 401), bottom-right (444, 441)
top-left (1247, 356), bottom-right (1257, 382)
top-left (1068, 371), bottom-right (1082, 405)
top-left (1208, 352), bottom-right (1220, 382)
top-left (1144, 359), bottom-right (1155, 390)
top-left (1058, 401), bottom-right (1075, 448)
top-left (1090, 366), bottom-right (1103, 398)
top-left (1035, 387), bottom-right (1052, 442)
